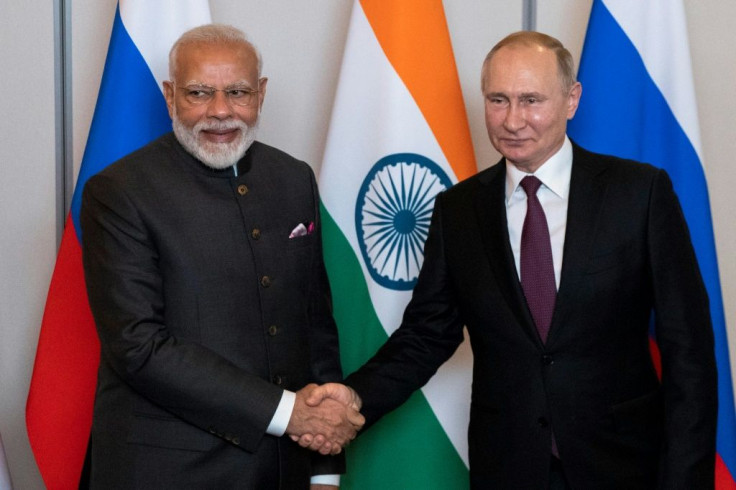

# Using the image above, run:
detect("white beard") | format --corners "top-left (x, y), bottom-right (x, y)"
top-left (172, 113), bottom-right (258, 169)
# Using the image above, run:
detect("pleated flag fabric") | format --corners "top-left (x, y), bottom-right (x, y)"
top-left (568, 0), bottom-right (736, 486)
top-left (25, 2), bottom-right (210, 488)
top-left (319, 1), bottom-right (477, 487)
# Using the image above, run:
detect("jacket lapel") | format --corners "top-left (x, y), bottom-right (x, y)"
top-left (547, 144), bottom-right (608, 345)
top-left (473, 162), bottom-right (539, 343)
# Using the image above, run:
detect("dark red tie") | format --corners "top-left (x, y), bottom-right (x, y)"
top-left (519, 176), bottom-right (556, 343)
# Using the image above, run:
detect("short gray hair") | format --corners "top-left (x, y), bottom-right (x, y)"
top-left (169, 24), bottom-right (263, 79)
top-left (481, 31), bottom-right (576, 93)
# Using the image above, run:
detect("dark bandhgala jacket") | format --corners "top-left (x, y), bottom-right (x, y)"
top-left (81, 133), bottom-right (343, 489)
top-left (346, 143), bottom-right (717, 489)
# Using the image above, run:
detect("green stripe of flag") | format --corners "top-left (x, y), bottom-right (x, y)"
top-left (321, 204), bottom-right (468, 489)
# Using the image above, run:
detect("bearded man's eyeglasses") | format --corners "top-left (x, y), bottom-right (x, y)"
top-left (174, 83), bottom-right (262, 107)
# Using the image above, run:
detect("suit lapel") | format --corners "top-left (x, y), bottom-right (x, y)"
top-left (473, 162), bottom-right (539, 343)
top-left (547, 145), bottom-right (608, 344)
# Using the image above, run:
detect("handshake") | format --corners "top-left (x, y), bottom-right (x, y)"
top-left (285, 383), bottom-right (364, 455)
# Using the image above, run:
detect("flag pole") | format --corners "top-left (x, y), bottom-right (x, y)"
top-left (0, 432), bottom-right (14, 490)
top-left (53, 0), bottom-right (73, 248)
top-left (522, 0), bottom-right (537, 31)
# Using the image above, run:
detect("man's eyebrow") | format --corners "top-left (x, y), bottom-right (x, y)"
top-left (518, 92), bottom-right (545, 99)
top-left (182, 79), bottom-right (255, 88)
top-left (226, 79), bottom-right (255, 88)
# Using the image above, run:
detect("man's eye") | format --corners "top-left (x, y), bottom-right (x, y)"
top-left (188, 89), bottom-right (211, 98)
top-left (227, 89), bottom-right (250, 98)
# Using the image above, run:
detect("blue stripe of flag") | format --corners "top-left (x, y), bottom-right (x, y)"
top-left (70, 5), bottom-right (171, 239)
top-left (568, 0), bottom-right (736, 477)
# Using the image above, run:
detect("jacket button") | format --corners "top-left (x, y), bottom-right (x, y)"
top-left (251, 228), bottom-right (261, 240)
top-left (260, 276), bottom-right (271, 288)
top-left (273, 375), bottom-right (283, 385)
top-left (208, 426), bottom-right (217, 434)
top-left (537, 417), bottom-right (549, 428)
top-left (232, 437), bottom-right (240, 446)
top-left (268, 325), bottom-right (278, 336)
top-left (237, 184), bottom-right (248, 195)
top-left (542, 355), bottom-right (554, 366)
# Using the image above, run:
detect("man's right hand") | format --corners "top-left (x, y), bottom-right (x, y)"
top-left (285, 384), bottom-right (364, 455)
top-left (306, 383), bottom-right (362, 412)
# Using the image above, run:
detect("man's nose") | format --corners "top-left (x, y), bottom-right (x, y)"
top-left (503, 103), bottom-right (525, 131)
top-left (206, 90), bottom-right (233, 118)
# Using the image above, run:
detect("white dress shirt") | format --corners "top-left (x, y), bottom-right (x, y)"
top-left (505, 137), bottom-right (573, 290)
top-left (267, 392), bottom-right (340, 486)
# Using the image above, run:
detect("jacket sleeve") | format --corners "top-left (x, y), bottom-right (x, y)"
top-left (344, 191), bottom-right (466, 427)
top-left (647, 169), bottom-right (718, 488)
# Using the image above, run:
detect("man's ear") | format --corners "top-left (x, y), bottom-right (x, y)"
top-left (567, 82), bottom-right (582, 120)
top-left (163, 81), bottom-right (176, 119)
top-left (257, 77), bottom-right (268, 114)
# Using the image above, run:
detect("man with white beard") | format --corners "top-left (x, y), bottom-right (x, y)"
top-left (80, 24), bottom-right (362, 489)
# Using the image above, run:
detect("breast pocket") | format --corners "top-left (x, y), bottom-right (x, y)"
top-left (585, 244), bottom-right (632, 275)
top-left (285, 230), bottom-right (316, 252)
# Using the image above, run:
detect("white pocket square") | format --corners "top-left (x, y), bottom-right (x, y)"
top-left (289, 222), bottom-right (314, 238)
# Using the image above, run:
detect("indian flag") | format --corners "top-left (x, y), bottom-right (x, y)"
top-left (319, 0), bottom-right (476, 487)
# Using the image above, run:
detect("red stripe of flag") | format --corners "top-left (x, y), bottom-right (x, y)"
top-left (26, 218), bottom-right (100, 489)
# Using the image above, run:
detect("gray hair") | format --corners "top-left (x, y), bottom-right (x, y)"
top-left (481, 31), bottom-right (576, 93)
top-left (169, 24), bottom-right (263, 79)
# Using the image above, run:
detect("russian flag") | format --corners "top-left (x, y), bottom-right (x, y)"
top-left (25, 2), bottom-right (210, 488)
top-left (568, 0), bottom-right (736, 487)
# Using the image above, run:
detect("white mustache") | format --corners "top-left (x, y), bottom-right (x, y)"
top-left (194, 120), bottom-right (248, 134)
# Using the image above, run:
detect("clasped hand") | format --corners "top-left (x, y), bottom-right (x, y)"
top-left (286, 383), bottom-right (363, 455)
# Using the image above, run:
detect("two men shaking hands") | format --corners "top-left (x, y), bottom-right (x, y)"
top-left (287, 384), bottom-right (363, 456)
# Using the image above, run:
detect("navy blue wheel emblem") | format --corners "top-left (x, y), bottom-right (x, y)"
top-left (355, 153), bottom-right (453, 290)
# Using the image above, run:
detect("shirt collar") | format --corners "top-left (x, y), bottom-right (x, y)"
top-left (505, 136), bottom-right (573, 204)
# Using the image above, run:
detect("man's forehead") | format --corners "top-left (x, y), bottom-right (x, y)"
top-left (485, 45), bottom-right (558, 86)
top-left (491, 43), bottom-right (553, 66)
top-left (174, 42), bottom-right (258, 78)
top-left (179, 41), bottom-right (255, 61)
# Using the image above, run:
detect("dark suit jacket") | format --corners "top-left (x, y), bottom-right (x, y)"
top-left (346, 143), bottom-right (717, 489)
top-left (81, 133), bottom-right (343, 489)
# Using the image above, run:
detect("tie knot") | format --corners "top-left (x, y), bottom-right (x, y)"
top-left (520, 175), bottom-right (543, 196)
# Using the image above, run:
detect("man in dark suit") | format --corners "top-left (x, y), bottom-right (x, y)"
top-left (304, 31), bottom-right (718, 488)
top-left (81, 24), bottom-right (362, 489)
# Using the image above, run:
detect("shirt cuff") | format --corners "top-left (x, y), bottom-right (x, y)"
top-left (310, 474), bottom-right (341, 486)
top-left (265, 389), bottom-right (295, 437)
